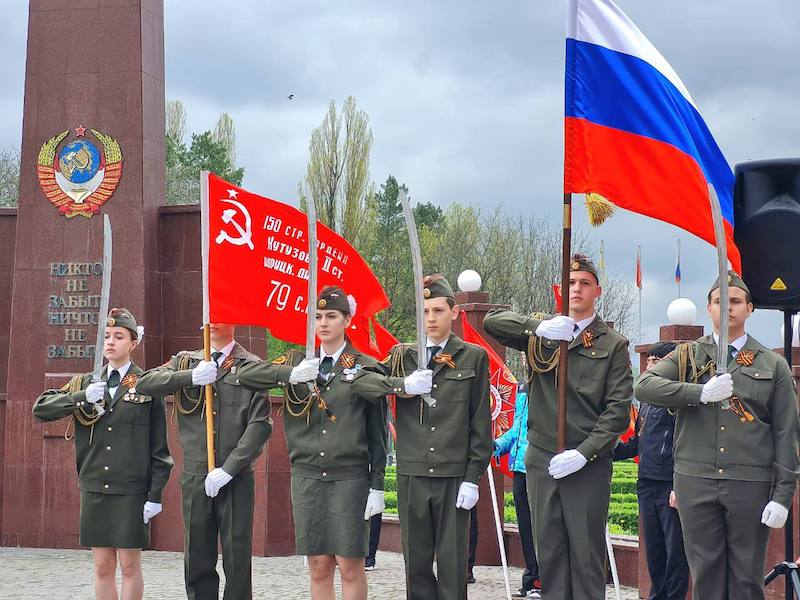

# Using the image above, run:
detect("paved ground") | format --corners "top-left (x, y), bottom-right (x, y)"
top-left (0, 547), bottom-right (639, 599)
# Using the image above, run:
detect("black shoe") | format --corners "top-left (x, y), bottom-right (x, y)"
top-left (364, 558), bottom-right (376, 571)
top-left (467, 573), bottom-right (476, 584)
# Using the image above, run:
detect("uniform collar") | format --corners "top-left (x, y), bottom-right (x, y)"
top-left (712, 332), bottom-right (748, 353)
top-left (106, 361), bottom-right (131, 380)
top-left (320, 341), bottom-right (347, 364)
top-left (211, 339), bottom-right (236, 361)
top-left (574, 313), bottom-right (597, 336)
top-left (426, 336), bottom-right (449, 352)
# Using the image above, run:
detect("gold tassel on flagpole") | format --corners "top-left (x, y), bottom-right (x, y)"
top-left (585, 193), bottom-right (616, 226)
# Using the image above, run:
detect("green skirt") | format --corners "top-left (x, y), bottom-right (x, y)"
top-left (79, 490), bottom-right (149, 549)
top-left (290, 474), bottom-right (370, 558)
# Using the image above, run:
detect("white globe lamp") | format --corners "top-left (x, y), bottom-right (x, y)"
top-left (667, 298), bottom-right (697, 326)
top-left (457, 269), bottom-right (482, 292)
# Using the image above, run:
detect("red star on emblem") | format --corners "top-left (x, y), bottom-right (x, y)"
top-left (74, 125), bottom-right (86, 137)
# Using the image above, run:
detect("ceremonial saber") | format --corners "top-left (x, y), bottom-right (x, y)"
top-left (305, 197), bottom-right (319, 394)
top-left (708, 184), bottom-right (731, 409)
top-left (605, 525), bottom-right (622, 600)
top-left (90, 214), bottom-right (113, 417)
top-left (398, 189), bottom-right (435, 407)
top-left (200, 170), bottom-right (216, 470)
top-left (487, 463), bottom-right (512, 600)
top-left (557, 192), bottom-right (572, 451)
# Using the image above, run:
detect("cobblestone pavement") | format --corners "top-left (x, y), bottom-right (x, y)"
top-left (0, 547), bottom-right (639, 599)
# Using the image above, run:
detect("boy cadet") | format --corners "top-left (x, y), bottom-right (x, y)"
top-left (636, 271), bottom-right (799, 600)
top-left (484, 254), bottom-right (633, 600)
top-left (135, 323), bottom-right (318, 600)
top-left (376, 273), bottom-right (493, 600)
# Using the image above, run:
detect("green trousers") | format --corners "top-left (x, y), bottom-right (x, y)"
top-left (674, 473), bottom-right (772, 600)
top-left (397, 474), bottom-right (470, 600)
top-left (526, 444), bottom-right (612, 600)
top-left (181, 471), bottom-right (255, 600)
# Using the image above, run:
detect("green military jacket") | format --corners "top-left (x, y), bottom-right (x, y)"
top-left (237, 342), bottom-right (397, 490)
top-left (373, 333), bottom-right (493, 484)
top-left (636, 334), bottom-right (800, 508)
top-left (484, 310), bottom-right (633, 461)
top-left (32, 363), bottom-right (173, 502)
top-left (136, 343), bottom-right (276, 476)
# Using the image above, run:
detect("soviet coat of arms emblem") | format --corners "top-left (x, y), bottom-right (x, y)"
top-left (36, 125), bottom-right (123, 218)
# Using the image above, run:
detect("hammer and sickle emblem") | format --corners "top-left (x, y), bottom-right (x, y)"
top-left (215, 198), bottom-right (254, 250)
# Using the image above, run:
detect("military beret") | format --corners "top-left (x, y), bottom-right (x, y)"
top-left (708, 270), bottom-right (750, 297)
top-left (317, 285), bottom-right (351, 314)
top-left (106, 307), bottom-right (140, 339)
top-left (423, 273), bottom-right (455, 299)
top-left (570, 253), bottom-right (599, 282)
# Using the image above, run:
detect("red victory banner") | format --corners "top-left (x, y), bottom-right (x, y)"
top-left (201, 172), bottom-right (397, 358)
top-left (460, 313), bottom-right (516, 478)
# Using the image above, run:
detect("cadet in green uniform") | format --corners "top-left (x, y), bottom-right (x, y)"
top-left (135, 324), bottom-right (317, 600)
top-left (375, 274), bottom-right (492, 600)
top-left (33, 308), bottom-right (173, 600)
top-left (484, 255), bottom-right (633, 600)
top-left (236, 285), bottom-right (431, 600)
top-left (636, 271), bottom-right (799, 600)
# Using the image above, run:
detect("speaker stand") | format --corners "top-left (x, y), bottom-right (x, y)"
top-left (763, 310), bottom-right (800, 599)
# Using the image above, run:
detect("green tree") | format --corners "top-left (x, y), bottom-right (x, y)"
top-left (165, 101), bottom-right (244, 205)
top-left (300, 97), bottom-right (375, 249)
top-left (363, 175), bottom-right (416, 340)
top-left (0, 147), bottom-right (20, 207)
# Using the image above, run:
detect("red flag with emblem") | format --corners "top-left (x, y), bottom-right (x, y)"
top-left (460, 313), bottom-right (517, 478)
top-left (201, 172), bottom-right (398, 358)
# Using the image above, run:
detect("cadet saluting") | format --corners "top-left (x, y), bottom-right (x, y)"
top-left (237, 285), bottom-right (432, 600)
top-left (484, 254), bottom-right (633, 600)
top-left (636, 271), bottom-right (799, 600)
top-left (375, 273), bottom-right (492, 600)
top-left (33, 308), bottom-right (173, 600)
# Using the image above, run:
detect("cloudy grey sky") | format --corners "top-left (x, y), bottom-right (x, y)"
top-left (1, 1), bottom-right (798, 348)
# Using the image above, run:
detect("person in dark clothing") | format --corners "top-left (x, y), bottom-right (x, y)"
top-left (365, 513), bottom-right (382, 571)
top-left (467, 507), bottom-right (478, 584)
top-left (614, 341), bottom-right (689, 600)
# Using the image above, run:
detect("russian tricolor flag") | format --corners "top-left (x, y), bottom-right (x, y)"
top-left (564, 0), bottom-right (741, 272)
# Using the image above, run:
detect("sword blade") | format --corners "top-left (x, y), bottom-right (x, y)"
top-left (306, 198), bottom-right (318, 359)
top-left (398, 189), bottom-right (435, 407)
top-left (92, 214), bottom-right (113, 382)
top-left (708, 184), bottom-right (732, 409)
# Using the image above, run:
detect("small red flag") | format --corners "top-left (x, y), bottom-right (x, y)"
top-left (635, 246), bottom-right (643, 290)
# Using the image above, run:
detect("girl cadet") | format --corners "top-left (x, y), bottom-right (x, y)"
top-left (237, 285), bottom-right (432, 600)
top-left (33, 308), bottom-right (173, 600)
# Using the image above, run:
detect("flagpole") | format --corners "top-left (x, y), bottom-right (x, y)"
top-left (676, 238), bottom-right (682, 297)
top-left (557, 192), bottom-right (572, 452)
top-left (637, 245), bottom-right (642, 346)
top-left (599, 239), bottom-right (606, 315)
top-left (200, 170), bottom-right (216, 471)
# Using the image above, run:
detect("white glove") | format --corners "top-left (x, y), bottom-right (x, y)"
top-left (761, 501), bottom-right (789, 528)
top-left (548, 449), bottom-right (588, 479)
top-left (192, 360), bottom-right (218, 386)
top-left (456, 481), bottom-right (480, 510)
top-left (204, 468), bottom-right (233, 498)
top-left (404, 369), bottom-right (433, 395)
top-left (535, 315), bottom-right (577, 342)
top-left (85, 382), bottom-right (107, 404)
top-left (289, 358), bottom-right (320, 384)
top-left (700, 373), bottom-right (733, 404)
top-left (364, 489), bottom-right (386, 520)
top-left (142, 501), bottom-right (162, 524)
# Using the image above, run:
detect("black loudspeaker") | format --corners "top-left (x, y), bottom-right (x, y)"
top-left (733, 158), bottom-right (800, 310)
